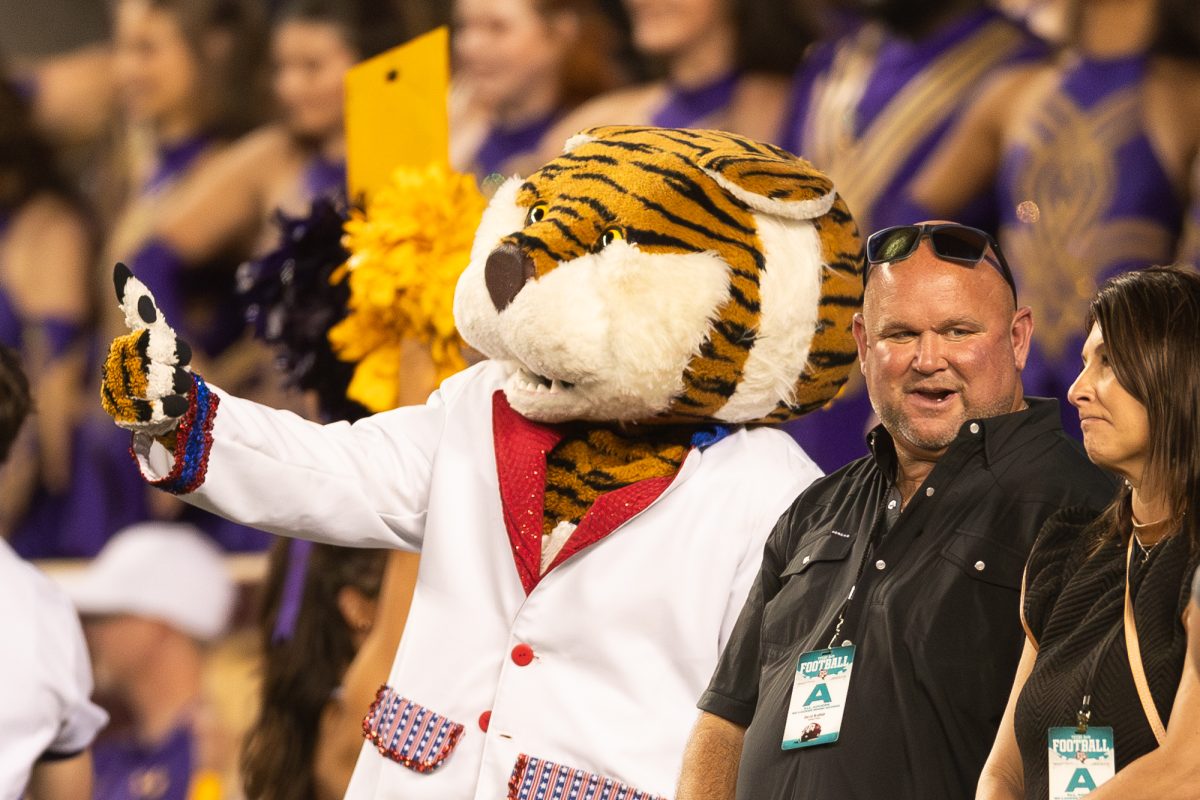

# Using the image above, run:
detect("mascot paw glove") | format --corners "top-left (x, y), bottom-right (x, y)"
top-left (101, 262), bottom-right (194, 436)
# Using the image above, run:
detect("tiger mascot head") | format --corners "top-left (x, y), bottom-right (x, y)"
top-left (453, 125), bottom-right (862, 425)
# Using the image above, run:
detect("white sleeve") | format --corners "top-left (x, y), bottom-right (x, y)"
top-left (131, 370), bottom-right (465, 551)
top-left (42, 592), bottom-right (108, 756)
top-left (718, 443), bottom-right (823, 648)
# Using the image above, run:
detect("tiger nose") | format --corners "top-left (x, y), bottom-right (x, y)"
top-left (485, 243), bottom-right (537, 312)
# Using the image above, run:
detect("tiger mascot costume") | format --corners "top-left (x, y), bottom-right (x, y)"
top-left (102, 126), bottom-right (862, 800)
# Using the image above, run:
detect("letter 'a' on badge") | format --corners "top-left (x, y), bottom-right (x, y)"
top-left (1047, 727), bottom-right (1115, 799)
top-left (782, 645), bottom-right (855, 750)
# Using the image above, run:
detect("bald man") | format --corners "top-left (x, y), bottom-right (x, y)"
top-left (676, 223), bottom-right (1114, 800)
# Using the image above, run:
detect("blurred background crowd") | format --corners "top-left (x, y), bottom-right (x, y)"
top-left (0, 0), bottom-right (1197, 797)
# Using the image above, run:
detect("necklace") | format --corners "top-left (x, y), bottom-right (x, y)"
top-left (1133, 533), bottom-right (1157, 563)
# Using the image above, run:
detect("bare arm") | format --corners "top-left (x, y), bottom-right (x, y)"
top-left (976, 639), bottom-right (1037, 800)
top-left (675, 712), bottom-right (746, 800)
top-left (28, 750), bottom-right (93, 800)
top-left (908, 66), bottom-right (1043, 216)
top-left (154, 127), bottom-right (290, 262)
top-left (314, 550), bottom-right (420, 800)
top-left (5, 196), bottom-right (91, 492)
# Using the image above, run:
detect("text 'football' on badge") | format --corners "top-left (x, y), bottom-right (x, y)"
top-left (782, 645), bottom-right (855, 750)
top-left (1047, 727), bottom-right (1115, 799)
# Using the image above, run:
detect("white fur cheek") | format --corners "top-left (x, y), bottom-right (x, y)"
top-left (496, 256), bottom-right (610, 384)
top-left (453, 262), bottom-right (509, 360)
top-left (452, 177), bottom-right (527, 360)
top-left (715, 215), bottom-right (823, 422)
top-left (507, 244), bottom-right (732, 423)
top-left (599, 248), bottom-right (731, 415)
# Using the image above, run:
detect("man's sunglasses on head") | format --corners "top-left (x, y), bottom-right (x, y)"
top-left (864, 223), bottom-right (1017, 301)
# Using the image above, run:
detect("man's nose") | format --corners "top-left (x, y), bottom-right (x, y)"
top-left (913, 332), bottom-right (946, 372)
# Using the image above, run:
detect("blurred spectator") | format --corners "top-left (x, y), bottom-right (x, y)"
top-left (0, 77), bottom-right (97, 558)
top-left (46, 0), bottom-right (272, 560)
top-left (907, 0), bottom-right (1200, 440)
top-left (104, 0), bottom-right (269, 338)
top-left (144, 0), bottom-right (405, 272)
top-left (538, 0), bottom-right (813, 159)
top-left (778, 0), bottom-right (1048, 474)
top-left (0, 343), bottom-right (108, 799)
top-left (449, 0), bottom-right (628, 180)
top-left (59, 521), bottom-right (236, 800)
top-left (241, 540), bottom-right (390, 800)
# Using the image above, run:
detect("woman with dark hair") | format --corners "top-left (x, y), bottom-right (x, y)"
top-left (0, 76), bottom-right (96, 557)
top-left (450, 0), bottom-right (627, 180)
top-left (536, 0), bottom-right (813, 159)
top-left (121, 0), bottom-right (391, 340)
top-left (241, 540), bottom-right (390, 800)
top-left (977, 265), bottom-right (1200, 799)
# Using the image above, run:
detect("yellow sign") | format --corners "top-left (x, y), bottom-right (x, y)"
top-left (345, 26), bottom-right (449, 202)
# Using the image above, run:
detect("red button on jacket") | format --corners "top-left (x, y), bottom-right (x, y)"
top-left (511, 643), bottom-right (534, 666)
top-left (478, 710), bottom-right (491, 732)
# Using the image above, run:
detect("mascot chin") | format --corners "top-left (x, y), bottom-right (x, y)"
top-left (102, 126), bottom-right (862, 800)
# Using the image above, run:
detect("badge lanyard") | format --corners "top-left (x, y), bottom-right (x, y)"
top-left (1046, 537), bottom-right (1165, 797)
top-left (782, 496), bottom-right (890, 751)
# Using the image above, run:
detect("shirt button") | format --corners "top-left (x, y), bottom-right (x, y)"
top-left (974, 560), bottom-right (986, 572)
top-left (801, 555), bottom-right (811, 565)
top-left (925, 487), bottom-right (935, 497)
top-left (887, 499), bottom-right (897, 510)
top-left (478, 710), bottom-right (492, 732)
top-left (511, 643), bottom-right (535, 666)
top-left (875, 559), bottom-right (886, 570)
top-left (969, 422), bottom-right (980, 434)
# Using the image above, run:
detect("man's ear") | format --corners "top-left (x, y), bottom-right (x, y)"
top-left (852, 312), bottom-right (868, 375)
top-left (1011, 306), bottom-right (1034, 371)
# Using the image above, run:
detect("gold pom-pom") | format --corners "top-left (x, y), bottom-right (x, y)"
top-left (329, 163), bottom-right (487, 411)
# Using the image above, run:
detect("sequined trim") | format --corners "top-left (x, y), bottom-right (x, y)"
top-left (130, 373), bottom-right (218, 495)
top-left (507, 754), bottom-right (667, 800)
top-left (362, 686), bottom-right (464, 773)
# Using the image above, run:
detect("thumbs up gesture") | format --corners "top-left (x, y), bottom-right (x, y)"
top-left (100, 263), bottom-right (194, 435)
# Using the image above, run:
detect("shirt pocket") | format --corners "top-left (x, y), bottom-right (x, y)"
top-left (939, 531), bottom-right (1027, 590)
top-left (761, 531), bottom-right (854, 651)
top-left (507, 754), bottom-right (667, 800)
top-left (362, 686), bottom-right (465, 773)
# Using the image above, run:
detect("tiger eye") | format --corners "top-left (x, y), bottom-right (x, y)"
top-left (526, 204), bottom-right (548, 225)
top-left (599, 227), bottom-right (626, 249)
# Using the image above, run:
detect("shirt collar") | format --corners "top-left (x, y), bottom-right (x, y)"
top-left (866, 396), bottom-right (1063, 474)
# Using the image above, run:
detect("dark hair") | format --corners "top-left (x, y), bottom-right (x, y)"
top-left (1085, 265), bottom-right (1200, 550)
top-left (275, 0), bottom-right (407, 61)
top-left (734, 0), bottom-right (820, 75)
top-left (0, 345), bottom-right (30, 463)
top-left (0, 78), bottom-right (78, 213)
top-left (539, 0), bottom-right (629, 109)
top-left (241, 540), bottom-right (388, 800)
top-left (134, 0), bottom-right (270, 138)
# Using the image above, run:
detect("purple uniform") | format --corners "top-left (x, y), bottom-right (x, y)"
top-left (781, 8), bottom-right (1046, 473)
top-left (998, 54), bottom-right (1186, 437)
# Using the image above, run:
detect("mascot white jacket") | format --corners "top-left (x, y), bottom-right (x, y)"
top-left (101, 126), bottom-right (864, 799)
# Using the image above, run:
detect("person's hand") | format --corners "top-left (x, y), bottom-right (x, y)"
top-left (100, 263), bottom-right (193, 436)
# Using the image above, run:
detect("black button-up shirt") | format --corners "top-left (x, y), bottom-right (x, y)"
top-left (699, 398), bottom-right (1115, 800)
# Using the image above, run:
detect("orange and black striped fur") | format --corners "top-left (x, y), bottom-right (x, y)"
top-left (452, 126), bottom-right (863, 542)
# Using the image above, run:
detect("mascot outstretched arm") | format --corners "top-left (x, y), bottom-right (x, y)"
top-left (101, 126), bottom-right (862, 800)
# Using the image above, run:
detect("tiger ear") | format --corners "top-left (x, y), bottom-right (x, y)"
top-left (698, 149), bottom-right (836, 221)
